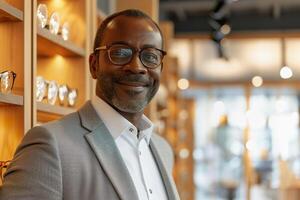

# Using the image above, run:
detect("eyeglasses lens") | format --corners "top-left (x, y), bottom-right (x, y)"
top-left (141, 48), bottom-right (162, 68)
top-left (108, 45), bottom-right (162, 68)
top-left (109, 46), bottom-right (132, 65)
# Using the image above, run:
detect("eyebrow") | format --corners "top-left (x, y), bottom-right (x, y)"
top-left (141, 44), bottom-right (158, 49)
top-left (109, 41), bottom-right (129, 46)
top-left (108, 41), bottom-right (160, 49)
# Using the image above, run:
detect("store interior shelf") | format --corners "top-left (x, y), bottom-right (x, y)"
top-left (0, 0), bottom-right (23, 22)
top-left (37, 27), bottom-right (85, 57)
top-left (37, 102), bottom-right (76, 115)
top-left (0, 93), bottom-right (23, 106)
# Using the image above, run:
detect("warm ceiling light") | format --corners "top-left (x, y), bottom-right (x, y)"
top-left (280, 66), bottom-right (293, 79)
top-left (220, 24), bottom-right (231, 35)
top-left (177, 78), bottom-right (189, 90)
top-left (252, 76), bottom-right (263, 87)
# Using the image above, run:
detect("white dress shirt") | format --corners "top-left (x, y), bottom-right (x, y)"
top-left (91, 96), bottom-right (168, 200)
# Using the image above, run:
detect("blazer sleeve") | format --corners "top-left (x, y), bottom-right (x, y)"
top-left (0, 126), bottom-right (62, 200)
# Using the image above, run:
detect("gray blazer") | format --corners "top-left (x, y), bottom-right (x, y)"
top-left (0, 101), bottom-right (180, 200)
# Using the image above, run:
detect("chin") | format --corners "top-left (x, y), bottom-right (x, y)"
top-left (112, 99), bottom-right (148, 113)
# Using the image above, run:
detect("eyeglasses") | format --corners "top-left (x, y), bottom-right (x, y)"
top-left (36, 76), bottom-right (78, 107)
top-left (58, 84), bottom-right (78, 107)
top-left (0, 160), bottom-right (11, 183)
top-left (94, 44), bottom-right (167, 69)
top-left (0, 71), bottom-right (16, 94)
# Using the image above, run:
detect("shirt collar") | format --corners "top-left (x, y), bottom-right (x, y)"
top-left (91, 95), bottom-right (153, 144)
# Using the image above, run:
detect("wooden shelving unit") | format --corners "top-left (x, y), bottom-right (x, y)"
top-left (0, 0), bottom-right (31, 166)
top-left (37, 102), bottom-right (76, 115)
top-left (0, 93), bottom-right (23, 106)
top-left (33, 0), bottom-right (92, 124)
top-left (0, 0), bottom-right (23, 22)
top-left (0, 0), bottom-right (93, 172)
top-left (37, 27), bottom-right (85, 57)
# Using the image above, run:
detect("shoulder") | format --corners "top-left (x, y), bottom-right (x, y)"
top-left (19, 112), bottom-right (81, 150)
top-left (151, 133), bottom-right (173, 154)
top-left (151, 133), bottom-right (175, 171)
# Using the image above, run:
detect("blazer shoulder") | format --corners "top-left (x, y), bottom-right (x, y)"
top-left (152, 133), bottom-right (172, 151)
top-left (151, 133), bottom-right (175, 169)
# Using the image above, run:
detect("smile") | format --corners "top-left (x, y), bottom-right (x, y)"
top-left (116, 81), bottom-right (148, 92)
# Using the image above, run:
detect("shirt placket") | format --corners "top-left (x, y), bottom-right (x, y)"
top-left (138, 139), bottom-right (155, 200)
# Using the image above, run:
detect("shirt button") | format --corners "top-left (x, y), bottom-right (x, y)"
top-left (129, 128), bottom-right (134, 132)
top-left (139, 151), bottom-right (141, 156)
top-left (149, 189), bottom-right (153, 194)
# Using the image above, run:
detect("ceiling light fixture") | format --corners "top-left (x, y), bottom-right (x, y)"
top-left (177, 78), bottom-right (189, 90)
top-left (280, 38), bottom-right (293, 79)
top-left (209, 0), bottom-right (235, 60)
top-left (252, 76), bottom-right (263, 87)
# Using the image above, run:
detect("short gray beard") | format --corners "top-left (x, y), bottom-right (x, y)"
top-left (112, 95), bottom-right (148, 113)
top-left (98, 74), bottom-right (158, 113)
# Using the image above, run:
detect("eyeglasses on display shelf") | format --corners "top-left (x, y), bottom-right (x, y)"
top-left (0, 160), bottom-right (11, 183)
top-left (49, 12), bottom-right (60, 35)
top-left (67, 88), bottom-right (78, 107)
top-left (58, 85), bottom-right (78, 107)
top-left (36, 76), bottom-right (47, 102)
top-left (58, 84), bottom-right (68, 105)
top-left (37, 4), bottom-right (71, 41)
top-left (47, 80), bottom-right (59, 105)
top-left (36, 76), bottom-right (78, 107)
top-left (0, 71), bottom-right (17, 94)
top-left (37, 4), bottom-right (48, 29)
top-left (61, 22), bottom-right (70, 41)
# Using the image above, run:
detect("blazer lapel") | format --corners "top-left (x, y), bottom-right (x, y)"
top-left (79, 101), bottom-right (139, 200)
top-left (150, 136), bottom-right (180, 200)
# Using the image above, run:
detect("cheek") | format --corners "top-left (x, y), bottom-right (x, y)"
top-left (149, 71), bottom-right (161, 95)
top-left (150, 69), bottom-right (161, 84)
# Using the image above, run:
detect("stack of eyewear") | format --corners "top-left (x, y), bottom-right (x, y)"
top-left (37, 4), bottom-right (70, 41)
top-left (36, 76), bottom-right (78, 107)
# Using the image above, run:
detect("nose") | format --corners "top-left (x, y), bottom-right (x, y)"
top-left (123, 54), bottom-right (147, 74)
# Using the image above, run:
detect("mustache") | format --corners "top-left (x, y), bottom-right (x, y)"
top-left (115, 74), bottom-right (152, 85)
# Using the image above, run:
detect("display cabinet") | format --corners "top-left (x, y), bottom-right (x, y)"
top-left (0, 0), bottom-right (94, 184)
top-left (32, 0), bottom-right (92, 124)
top-left (0, 0), bottom-right (31, 164)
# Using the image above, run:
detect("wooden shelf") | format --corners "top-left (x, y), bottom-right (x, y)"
top-left (37, 27), bottom-right (85, 57)
top-left (0, 93), bottom-right (23, 106)
top-left (0, 0), bottom-right (23, 22)
top-left (37, 102), bottom-right (76, 116)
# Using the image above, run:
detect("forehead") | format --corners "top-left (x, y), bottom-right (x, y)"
top-left (102, 16), bottom-right (163, 48)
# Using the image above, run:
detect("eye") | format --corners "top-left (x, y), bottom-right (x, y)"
top-left (110, 47), bottom-right (132, 58)
top-left (141, 50), bottom-right (160, 64)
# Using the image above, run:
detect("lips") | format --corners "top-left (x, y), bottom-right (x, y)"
top-left (116, 81), bottom-right (148, 93)
top-left (117, 81), bottom-right (147, 87)
top-left (114, 74), bottom-right (151, 93)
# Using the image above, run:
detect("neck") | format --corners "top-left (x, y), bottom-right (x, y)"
top-left (118, 110), bottom-right (144, 128)
top-left (96, 93), bottom-right (144, 127)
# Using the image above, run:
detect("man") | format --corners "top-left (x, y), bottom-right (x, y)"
top-left (0, 9), bottom-right (180, 200)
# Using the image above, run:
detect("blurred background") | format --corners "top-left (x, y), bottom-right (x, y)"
top-left (101, 0), bottom-right (300, 200)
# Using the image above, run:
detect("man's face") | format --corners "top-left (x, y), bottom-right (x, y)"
top-left (92, 16), bottom-right (163, 114)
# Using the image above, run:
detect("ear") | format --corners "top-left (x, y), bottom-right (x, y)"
top-left (89, 53), bottom-right (98, 79)
top-left (160, 62), bottom-right (164, 72)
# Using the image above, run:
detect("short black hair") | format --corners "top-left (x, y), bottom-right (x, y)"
top-left (93, 9), bottom-right (164, 51)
